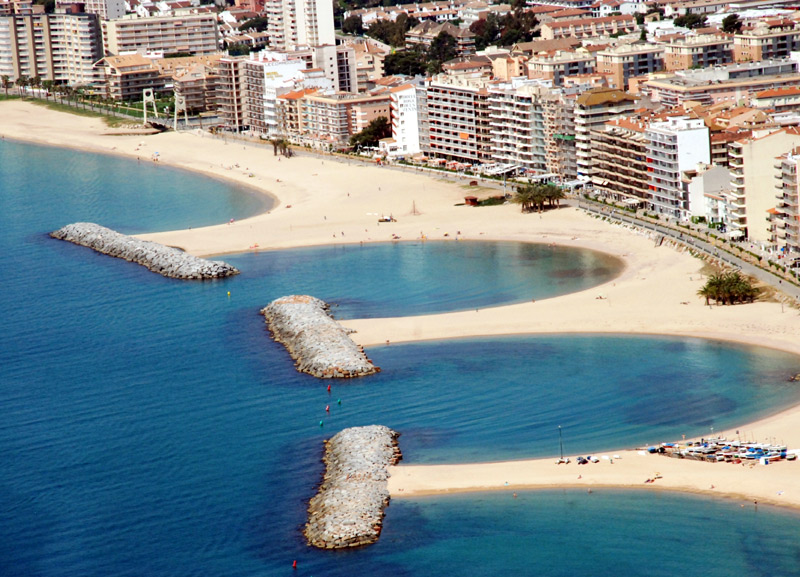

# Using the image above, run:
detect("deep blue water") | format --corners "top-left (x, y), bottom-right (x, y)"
top-left (2, 138), bottom-right (800, 577)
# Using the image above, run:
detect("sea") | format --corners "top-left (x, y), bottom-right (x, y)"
top-left (1, 138), bottom-right (799, 577)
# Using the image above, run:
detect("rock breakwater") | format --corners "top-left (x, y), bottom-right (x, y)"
top-left (50, 223), bottom-right (239, 279)
top-left (260, 295), bottom-right (379, 378)
top-left (305, 425), bottom-right (402, 549)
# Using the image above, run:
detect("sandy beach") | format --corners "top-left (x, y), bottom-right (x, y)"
top-left (3, 100), bottom-right (800, 509)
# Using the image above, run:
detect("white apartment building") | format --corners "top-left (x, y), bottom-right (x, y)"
top-left (0, 12), bottom-right (102, 85)
top-left (646, 116), bottom-right (710, 220)
top-left (103, 13), bottom-right (219, 56)
top-left (265, 0), bottom-right (334, 51)
top-left (389, 83), bottom-right (423, 156)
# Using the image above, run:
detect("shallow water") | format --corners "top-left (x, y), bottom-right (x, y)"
top-left (2, 139), bottom-right (799, 577)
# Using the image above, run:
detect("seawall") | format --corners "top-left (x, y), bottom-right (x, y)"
top-left (305, 425), bottom-right (402, 549)
top-left (51, 223), bottom-right (239, 279)
top-left (260, 295), bottom-right (379, 378)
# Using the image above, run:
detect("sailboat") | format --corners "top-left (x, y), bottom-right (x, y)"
top-left (556, 425), bottom-right (570, 464)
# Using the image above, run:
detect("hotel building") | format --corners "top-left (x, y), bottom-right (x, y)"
top-left (265, 0), bottom-right (334, 50)
top-left (595, 43), bottom-right (664, 89)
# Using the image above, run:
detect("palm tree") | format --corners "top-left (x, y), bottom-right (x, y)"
top-left (17, 75), bottom-right (28, 98)
top-left (31, 75), bottom-right (41, 97)
top-left (1, 75), bottom-right (10, 96)
top-left (512, 184), bottom-right (535, 212)
top-left (698, 271), bottom-right (758, 305)
top-left (42, 79), bottom-right (54, 101)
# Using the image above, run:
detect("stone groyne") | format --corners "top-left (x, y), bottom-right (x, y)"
top-left (50, 223), bottom-right (239, 279)
top-left (305, 425), bottom-right (402, 549)
top-left (260, 295), bottom-right (379, 378)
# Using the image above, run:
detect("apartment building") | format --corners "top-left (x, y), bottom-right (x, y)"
top-left (541, 87), bottom-right (578, 181)
top-left (297, 90), bottom-right (391, 146)
top-left (527, 49), bottom-right (595, 86)
top-left (217, 57), bottom-right (246, 131)
top-left (406, 21), bottom-right (476, 56)
top-left (540, 14), bottom-right (638, 41)
top-left (488, 81), bottom-right (548, 174)
top-left (772, 148), bottom-right (800, 256)
top-left (727, 128), bottom-right (800, 242)
top-left (751, 86), bottom-right (800, 112)
top-left (101, 53), bottom-right (164, 101)
top-left (574, 87), bottom-right (638, 179)
top-left (644, 59), bottom-right (800, 107)
top-left (389, 83), bottom-right (423, 156)
top-left (425, 71), bottom-right (491, 164)
top-left (662, 33), bottom-right (733, 72)
top-left (590, 117), bottom-right (649, 205)
top-left (265, 0), bottom-right (334, 51)
top-left (646, 116), bottom-right (710, 220)
top-left (596, 43), bottom-right (664, 89)
top-left (173, 62), bottom-right (218, 112)
top-left (56, 0), bottom-right (123, 19)
top-left (0, 11), bottom-right (102, 85)
top-left (103, 13), bottom-right (219, 56)
top-left (733, 22), bottom-right (800, 63)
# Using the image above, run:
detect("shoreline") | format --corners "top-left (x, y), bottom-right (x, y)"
top-left (3, 100), bottom-right (800, 510)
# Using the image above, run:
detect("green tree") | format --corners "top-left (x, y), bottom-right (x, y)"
top-left (426, 32), bottom-right (457, 74)
top-left (17, 75), bottom-right (28, 98)
top-left (42, 79), bottom-right (54, 100)
top-left (350, 116), bottom-right (391, 148)
top-left (1, 75), bottom-right (10, 96)
top-left (239, 16), bottom-right (269, 32)
top-left (342, 14), bottom-right (363, 35)
top-left (383, 48), bottom-right (427, 75)
top-left (721, 13), bottom-right (742, 34)
top-left (697, 271), bottom-right (758, 305)
top-left (673, 13), bottom-right (707, 30)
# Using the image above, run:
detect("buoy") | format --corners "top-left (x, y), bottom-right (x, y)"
top-left (337, 399), bottom-right (341, 405)
top-left (227, 291), bottom-right (230, 297)
top-left (319, 421), bottom-right (324, 427)
top-left (292, 560), bottom-right (297, 569)
top-left (325, 405), bottom-right (330, 412)
top-left (327, 384), bottom-right (331, 393)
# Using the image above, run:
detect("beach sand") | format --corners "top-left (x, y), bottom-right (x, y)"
top-left (3, 100), bottom-right (800, 509)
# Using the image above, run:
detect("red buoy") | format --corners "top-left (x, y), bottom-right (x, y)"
top-left (327, 384), bottom-right (331, 393)
top-left (325, 405), bottom-right (330, 412)
top-left (292, 560), bottom-right (297, 569)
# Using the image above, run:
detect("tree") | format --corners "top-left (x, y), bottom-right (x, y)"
top-left (673, 13), bottom-right (707, 30)
top-left (697, 271), bottom-right (758, 306)
top-left (239, 16), bottom-right (269, 32)
top-left (426, 32), bottom-right (457, 74)
top-left (1, 75), bottom-right (10, 96)
top-left (17, 75), bottom-right (28, 98)
top-left (721, 13), bottom-right (742, 34)
top-left (513, 182), bottom-right (564, 213)
top-left (42, 79), bottom-right (54, 100)
top-left (342, 14), bottom-right (363, 35)
top-left (350, 116), bottom-right (391, 148)
top-left (383, 48), bottom-right (427, 76)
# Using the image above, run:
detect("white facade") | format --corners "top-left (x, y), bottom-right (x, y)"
top-left (389, 84), bottom-right (422, 156)
top-left (266, 0), bottom-right (334, 50)
top-left (646, 116), bottom-right (710, 220)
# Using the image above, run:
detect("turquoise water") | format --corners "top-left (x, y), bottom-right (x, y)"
top-left (2, 138), bottom-right (800, 577)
